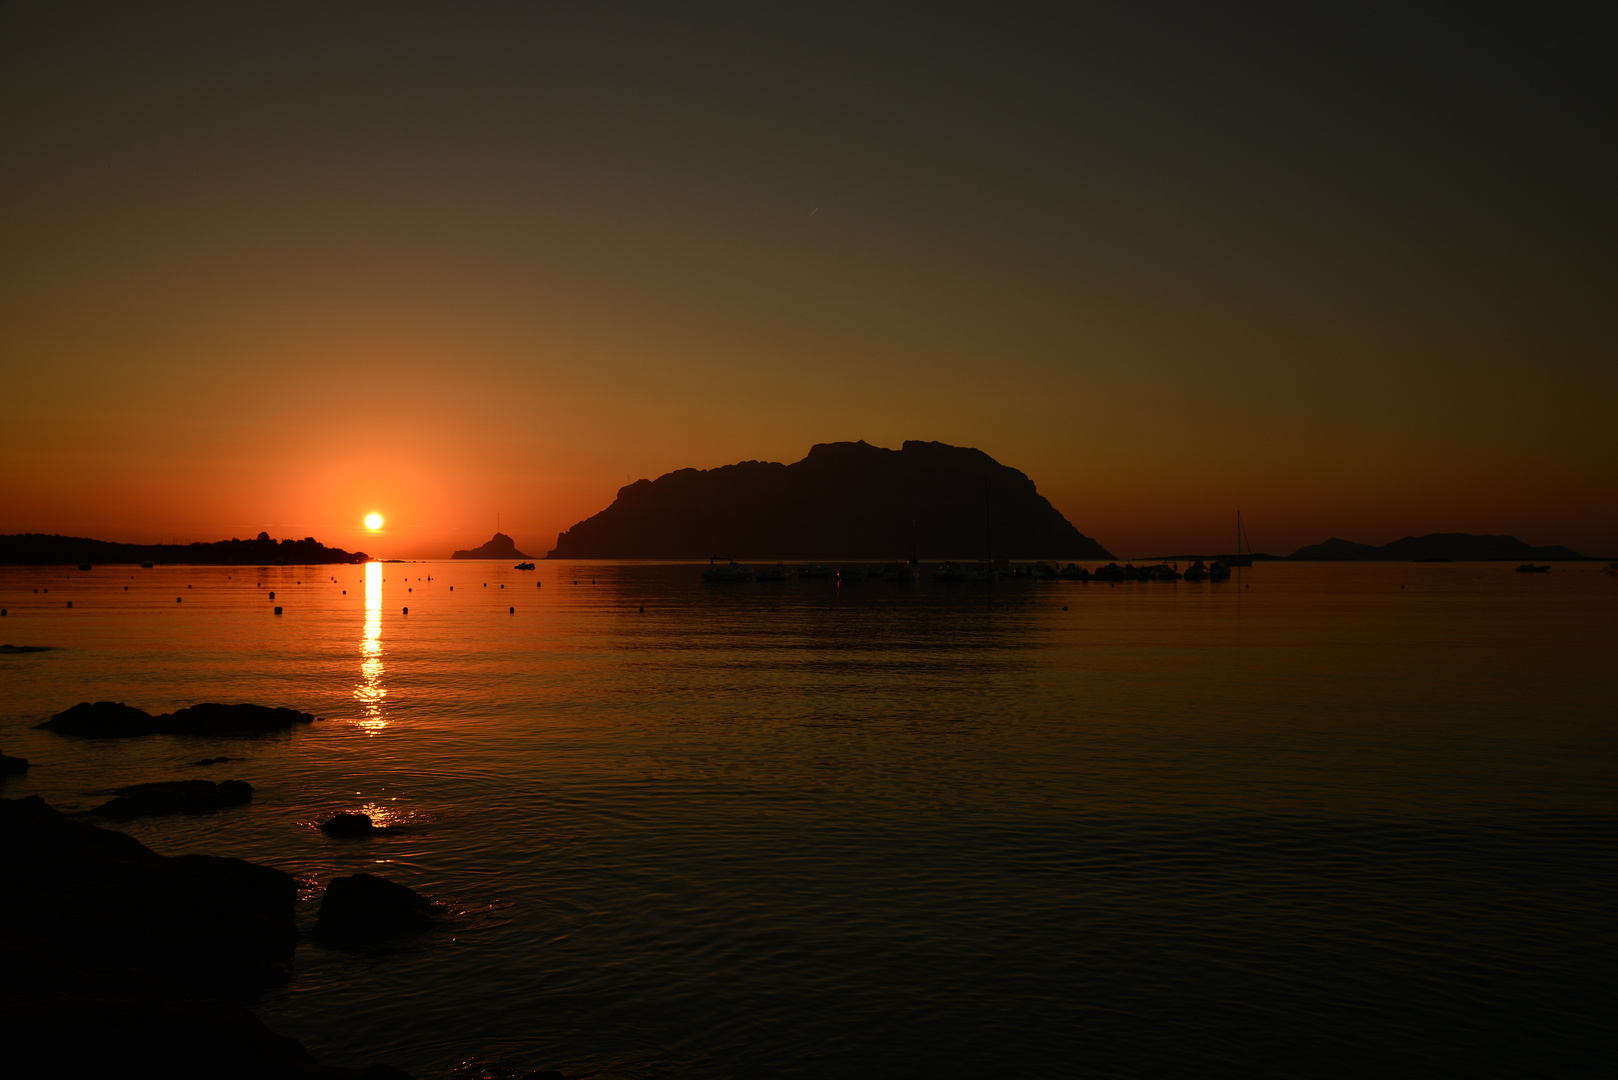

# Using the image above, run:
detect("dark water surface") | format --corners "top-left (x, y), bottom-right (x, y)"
top-left (1, 560), bottom-right (1613, 1078)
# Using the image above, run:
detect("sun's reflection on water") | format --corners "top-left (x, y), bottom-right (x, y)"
top-left (355, 561), bottom-right (386, 733)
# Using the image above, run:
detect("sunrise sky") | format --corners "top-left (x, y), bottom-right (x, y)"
top-left (2, 5), bottom-right (1612, 559)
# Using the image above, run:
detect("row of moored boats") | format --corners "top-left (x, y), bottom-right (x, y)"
top-left (701, 558), bottom-right (1240, 583)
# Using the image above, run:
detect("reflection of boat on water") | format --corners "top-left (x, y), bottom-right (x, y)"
top-left (701, 558), bottom-right (754, 582)
top-left (756, 564), bottom-right (793, 582)
top-left (1515, 564), bottom-right (1551, 573)
top-left (514, 562), bottom-right (535, 570)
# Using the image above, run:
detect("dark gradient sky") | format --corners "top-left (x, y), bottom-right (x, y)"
top-left (2, 4), bottom-right (1612, 557)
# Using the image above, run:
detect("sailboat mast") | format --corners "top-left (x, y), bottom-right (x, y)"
top-left (984, 476), bottom-right (992, 564)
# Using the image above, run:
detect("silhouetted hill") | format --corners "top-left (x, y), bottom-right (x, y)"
top-left (0, 532), bottom-right (368, 566)
top-left (547, 440), bottom-right (1111, 560)
top-left (1289, 533), bottom-right (1583, 561)
top-left (451, 532), bottom-right (532, 560)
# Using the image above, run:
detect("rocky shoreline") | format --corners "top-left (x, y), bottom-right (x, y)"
top-left (0, 794), bottom-right (413, 1078)
top-left (4, 698), bottom-right (577, 1080)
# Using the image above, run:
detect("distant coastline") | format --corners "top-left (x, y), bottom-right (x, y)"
top-left (1140, 533), bottom-right (1594, 563)
top-left (0, 532), bottom-right (369, 566)
top-left (1286, 533), bottom-right (1584, 562)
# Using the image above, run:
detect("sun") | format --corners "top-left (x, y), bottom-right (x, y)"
top-left (365, 513), bottom-right (383, 530)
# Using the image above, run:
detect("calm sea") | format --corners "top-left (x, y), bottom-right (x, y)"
top-left (1, 560), bottom-right (1613, 1078)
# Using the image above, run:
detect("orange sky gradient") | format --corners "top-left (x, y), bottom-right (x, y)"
top-left (2, 6), bottom-right (1613, 559)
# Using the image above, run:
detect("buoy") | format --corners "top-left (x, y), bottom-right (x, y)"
top-left (403, 607), bottom-right (409, 614)
top-left (500, 584), bottom-right (503, 589)
top-left (639, 606), bottom-right (644, 612)
top-left (269, 592), bottom-right (275, 600)
top-left (176, 597), bottom-right (182, 603)
top-left (124, 586), bottom-right (128, 591)
top-left (342, 590), bottom-right (346, 594)
top-left (450, 586), bottom-right (454, 591)
top-left (409, 587), bottom-right (412, 592)
top-left (187, 584), bottom-right (191, 589)
top-left (66, 601), bottom-right (72, 608)
top-left (1, 609), bottom-right (6, 616)
top-left (508, 606), bottom-right (514, 614)
top-left (274, 606), bottom-right (282, 615)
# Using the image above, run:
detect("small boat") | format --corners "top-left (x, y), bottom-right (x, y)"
top-left (933, 562), bottom-right (974, 582)
top-left (756, 564), bottom-right (793, 582)
top-left (514, 562), bottom-right (535, 570)
top-left (884, 564), bottom-right (921, 583)
top-left (1602, 563), bottom-right (1618, 576)
top-left (1515, 564), bottom-right (1551, 573)
top-left (139, 561), bottom-right (154, 568)
top-left (1058, 563), bottom-right (1091, 581)
top-left (77, 563), bottom-right (92, 571)
top-left (1209, 560), bottom-right (1231, 581)
top-left (701, 558), bottom-right (754, 583)
top-left (838, 566), bottom-right (867, 583)
top-left (796, 564), bottom-right (835, 579)
top-left (1183, 559), bottom-right (1210, 582)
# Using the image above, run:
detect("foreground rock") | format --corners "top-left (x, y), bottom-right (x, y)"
top-left (0, 749), bottom-right (27, 775)
top-left (0, 795), bottom-right (411, 1078)
top-left (92, 779), bottom-right (253, 818)
top-left (313, 873), bottom-right (438, 948)
top-left (42, 700), bottom-right (318, 737)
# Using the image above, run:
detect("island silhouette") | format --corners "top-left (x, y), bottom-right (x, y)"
top-left (451, 532), bottom-right (532, 560)
top-left (0, 532), bottom-right (367, 566)
top-left (546, 440), bottom-right (1113, 560)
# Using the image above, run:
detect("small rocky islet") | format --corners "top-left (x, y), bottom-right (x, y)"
top-left (41, 700), bottom-right (320, 738)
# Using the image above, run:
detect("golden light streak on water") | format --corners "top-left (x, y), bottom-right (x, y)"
top-left (355, 560), bottom-right (386, 733)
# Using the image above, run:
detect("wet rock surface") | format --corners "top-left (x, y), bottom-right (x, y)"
top-left (320, 811), bottom-right (388, 837)
top-left (0, 795), bottom-right (412, 1078)
top-left (314, 873), bottom-right (439, 948)
top-left (42, 700), bottom-right (318, 737)
top-left (0, 750), bottom-right (27, 775)
top-left (92, 779), bottom-right (254, 818)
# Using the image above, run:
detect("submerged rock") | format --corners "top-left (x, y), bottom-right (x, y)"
top-left (92, 779), bottom-right (253, 819)
top-left (0, 750), bottom-right (27, 775)
top-left (320, 811), bottom-right (385, 837)
top-left (42, 700), bottom-right (318, 737)
top-left (313, 873), bottom-right (438, 948)
top-left (0, 795), bottom-right (412, 1078)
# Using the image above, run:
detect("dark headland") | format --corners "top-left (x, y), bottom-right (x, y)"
top-left (0, 532), bottom-right (368, 566)
top-left (452, 532), bottom-right (532, 560)
top-left (547, 440), bottom-right (1112, 560)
